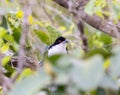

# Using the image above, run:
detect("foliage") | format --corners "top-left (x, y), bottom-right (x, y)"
top-left (0, 0), bottom-right (120, 95)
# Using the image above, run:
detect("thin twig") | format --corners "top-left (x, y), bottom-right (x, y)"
top-left (41, 4), bottom-right (55, 25)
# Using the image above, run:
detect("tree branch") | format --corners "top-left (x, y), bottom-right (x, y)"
top-left (53, 0), bottom-right (120, 38)
top-left (10, 56), bottom-right (37, 70)
top-left (73, 13), bottom-right (88, 52)
top-left (12, 1), bottom-right (31, 83)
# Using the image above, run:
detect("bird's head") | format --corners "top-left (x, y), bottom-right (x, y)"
top-left (54, 36), bottom-right (68, 45)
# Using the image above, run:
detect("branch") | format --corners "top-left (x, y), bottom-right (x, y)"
top-left (12, 1), bottom-right (31, 83)
top-left (10, 56), bottom-right (37, 70)
top-left (53, 0), bottom-right (120, 38)
top-left (73, 14), bottom-right (88, 52)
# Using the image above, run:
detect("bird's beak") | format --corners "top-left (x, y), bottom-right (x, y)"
top-left (65, 40), bottom-right (68, 43)
top-left (62, 40), bottom-right (68, 44)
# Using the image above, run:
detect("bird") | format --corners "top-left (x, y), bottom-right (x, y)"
top-left (39, 36), bottom-right (68, 65)
top-left (48, 36), bottom-right (68, 57)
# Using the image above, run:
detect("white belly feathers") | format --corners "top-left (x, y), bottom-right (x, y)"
top-left (48, 42), bottom-right (67, 57)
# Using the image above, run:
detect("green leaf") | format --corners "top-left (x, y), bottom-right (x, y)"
top-left (110, 46), bottom-right (120, 78)
top-left (2, 56), bottom-right (12, 66)
top-left (0, 38), bottom-right (4, 47)
top-left (52, 56), bottom-right (72, 85)
top-left (8, 70), bottom-right (50, 95)
top-left (70, 55), bottom-right (104, 90)
top-left (12, 27), bottom-right (21, 43)
top-left (34, 30), bottom-right (51, 45)
top-left (17, 68), bottom-right (35, 80)
top-left (99, 75), bottom-right (118, 90)
top-left (84, 0), bottom-right (96, 16)
top-left (3, 34), bottom-right (14, 43)
top-left (86, 48), bottom-right (111, 58)
top-left (0, 27), bottom-right (7, 37)
top-left (48, 54), bottom-right (62, 65)
top-left (1, 42), bottom-right (9, 53)
top-left (0, 16), bottom-right (8, 29)
top-left (100, 33), bottom-right (112, 44)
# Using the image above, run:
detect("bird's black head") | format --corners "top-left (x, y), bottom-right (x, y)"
top-left (54, 36), bottom-right (66, 45)
top-left (49, 36), bottom-right (67, 49)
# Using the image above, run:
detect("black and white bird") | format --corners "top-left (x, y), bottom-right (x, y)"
top-left (39, 36), bottom-right (68, 64)
top-left (48, 36), bottom-right (68, 56)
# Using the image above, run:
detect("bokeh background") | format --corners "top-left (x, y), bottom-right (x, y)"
top-left (0, 0), bottom-right (120, 95)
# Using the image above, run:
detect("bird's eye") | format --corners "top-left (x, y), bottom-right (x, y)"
top-left (58, 40), bottom-right (61, 43)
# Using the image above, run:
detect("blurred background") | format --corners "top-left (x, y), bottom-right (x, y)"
top-left (0, 0), bottom-right (120, 95)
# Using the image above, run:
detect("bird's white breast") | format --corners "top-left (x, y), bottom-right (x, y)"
top-left (48, 43), bottom-right (67, 57)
